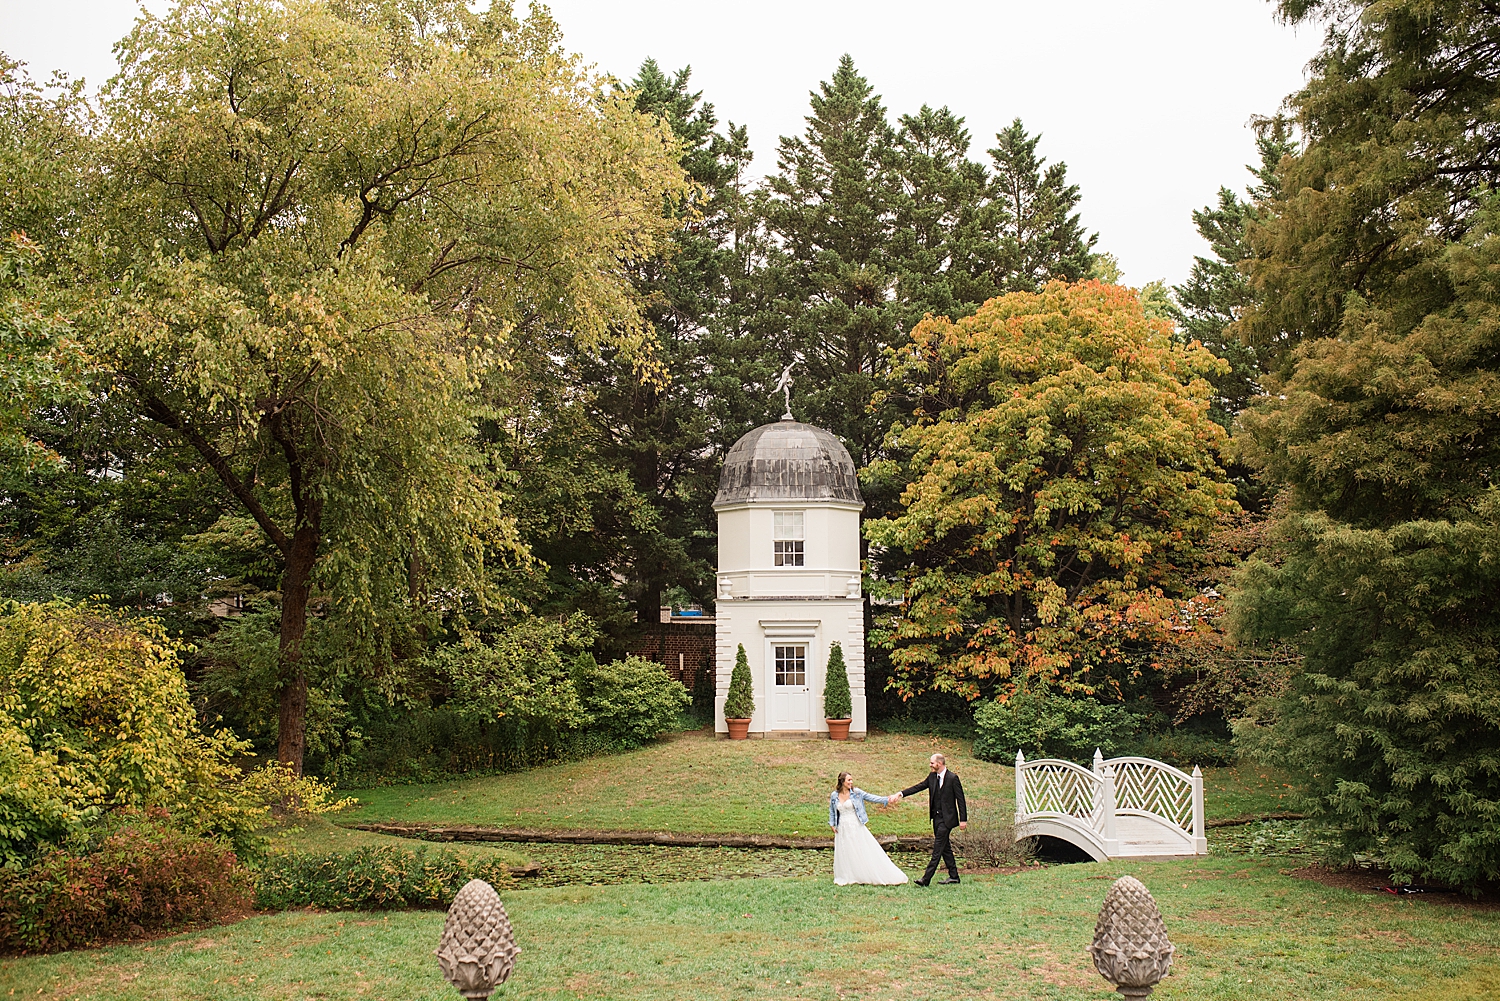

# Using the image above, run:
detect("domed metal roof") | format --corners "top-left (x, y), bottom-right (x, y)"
top-left (714, 419), bottom-right (863, 509)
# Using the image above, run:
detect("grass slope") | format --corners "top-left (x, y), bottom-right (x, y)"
top-left (342, 730), bottom-right (1290, 837)
top-left (5, 858), bottom-right (1497, 1000)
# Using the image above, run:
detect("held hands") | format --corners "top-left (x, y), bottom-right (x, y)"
top-left (887, 792), bottom-right (902, 806)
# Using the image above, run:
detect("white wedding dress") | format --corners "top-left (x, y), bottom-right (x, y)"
top-left (833, 796), bottom-right (909, 885)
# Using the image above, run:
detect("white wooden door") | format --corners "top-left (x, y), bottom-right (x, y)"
top-left (771, 643), bottom-right (810, 729)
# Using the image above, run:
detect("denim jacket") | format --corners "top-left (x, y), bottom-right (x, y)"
top-left (828, 788), bottom-right (890, 829)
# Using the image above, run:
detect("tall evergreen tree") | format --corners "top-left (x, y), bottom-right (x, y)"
top-left (1241, 1), bottom-right (1500, 350)
top-left (756, 61), bottom-right (1101, 470)
top-left (1173, 118), bottom-right (1297, 431)
top-left (601, 60), bottom-right (758, 627)
top-left (755, 55), bottom-right (901, 467)
top-left (888, 105), bottom-right (1002, 331)
top-left (988, 119), bottom-right (1096, 291)
top-left (1233, 0), bottom-right (1500, 888)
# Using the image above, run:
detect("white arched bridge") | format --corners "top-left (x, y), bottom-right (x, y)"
top-left (1014, 750), bottom-right (1207, 860)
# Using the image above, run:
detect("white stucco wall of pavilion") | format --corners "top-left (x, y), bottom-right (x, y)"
top-left (712, 422), bottom-right (867, 738)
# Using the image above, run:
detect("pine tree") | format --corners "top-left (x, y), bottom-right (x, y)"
top-left (823, 641), bottom-right (852, 720)
top-left (601, 60), bottom-right (757, 627)
top-left (754, 55), bottom-right (901, 468)
top-left (755, 63), bottom-right (1102, 474)
top-left (724, 643), bottom-right (755, 720)
top-left (1173, 118), bottom-right (1296, 432)
top-left (988, 119), bottom-right (1097, 292)
top-left (889, 104), bottom-right (1002, 331)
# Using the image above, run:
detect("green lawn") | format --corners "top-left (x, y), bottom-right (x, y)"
top-left (1204, 762), bottom-right (1300, 822)
top-left (269, 816), bottom-right (912, 887)
top-left (341, 729), bottom-right (1288, 837)
top-left (5, 857), bottom-right (1497, 1000)
top-left (3, 734), bottom-right (1491, 999)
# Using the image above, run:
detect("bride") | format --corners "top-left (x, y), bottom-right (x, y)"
top-left (828, 772), bottom-right (909, 885)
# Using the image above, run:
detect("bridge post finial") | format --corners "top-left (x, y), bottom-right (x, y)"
top-left (1093, 748), bottom-right (1104, 774)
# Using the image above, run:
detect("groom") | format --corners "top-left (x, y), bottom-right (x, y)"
top-left (898, 752), bottom-right (967, 886)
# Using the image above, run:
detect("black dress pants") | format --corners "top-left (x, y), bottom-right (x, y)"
top-left (922, 823), bottom-right (958, 882)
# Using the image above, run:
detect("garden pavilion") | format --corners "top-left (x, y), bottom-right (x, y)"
top-left (712, 417), bottom-right (866, 738)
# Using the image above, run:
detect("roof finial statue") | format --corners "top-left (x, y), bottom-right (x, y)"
top-left (773, 362), bottom-right (795, 421)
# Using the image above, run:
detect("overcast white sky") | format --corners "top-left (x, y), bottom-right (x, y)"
top-left (2, 0), bottom-right (1324, 287)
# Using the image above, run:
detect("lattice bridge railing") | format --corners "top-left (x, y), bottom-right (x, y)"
top-left (1017, 758), bottom-right (1103, 824)
top-left (1106, 755), bottom-right (1195, 835)
top-left (1014, 749), bottom-right (1206, 857)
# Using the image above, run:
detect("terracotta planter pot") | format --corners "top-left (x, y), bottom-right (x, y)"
top-left (725, 718), bottom-right (752, 740)
top-left (826, 718), bottom-right (852, 741)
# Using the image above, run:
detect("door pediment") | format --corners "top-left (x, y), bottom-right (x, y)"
top-left (759, 619), bottom-right (820, 638)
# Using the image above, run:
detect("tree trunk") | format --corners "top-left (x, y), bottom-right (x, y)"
top-left (638, 581), bottom-right (664, 628)
top-left (276, 525), bottom-right (319, 774)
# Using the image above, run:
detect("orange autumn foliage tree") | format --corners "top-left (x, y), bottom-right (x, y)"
top-left (866, 281), bottom-right (1238, 700)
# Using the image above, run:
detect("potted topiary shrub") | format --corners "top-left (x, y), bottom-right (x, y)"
top-left (723, 643), bottom-right (754, 739)
top-left (823, 641), bottom-right (852, 740)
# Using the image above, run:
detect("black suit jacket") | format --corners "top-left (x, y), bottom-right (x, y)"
top-left (901, 770), bottom-right (967, 830)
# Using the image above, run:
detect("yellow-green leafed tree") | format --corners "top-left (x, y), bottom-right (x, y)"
top-left (63, 1), bottom-right (690, 772)
top-left (0, 602), bottom-right (254, 864)
top-left (866, 281), bottom-right (1238, 700)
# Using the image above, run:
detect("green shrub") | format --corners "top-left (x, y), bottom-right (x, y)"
top-left (724, 644), bottom-right (754, 720)
top-left (823, 642), bottom-right (852, 720)
top-left (0, 601), bottom-right (257, 864)
top-left (205, 611), bottom-right (699, 783)
top-left (238, 762), bottom-right (357, 823)
top-left (327, 706), bottom-right (617, 785)
top-left (1125, 729), bottom-right (1236, 768)
top-left (203, 611), bottom-right (609, 784)
top-left (252, 845), bottom-right (514, 911)
top-left (868, 687), bottom-right (975, 737)
top-left (1232, 502), bottom-right (1500, 889)
top-left (573, 655), bottom-right (691, 748)
top-left (353, 614), bottom-right (608, 779)
top-left (972, 692), bottom-right (1138, 764)
top-left (198, 608), bottom-right (380, 775)
top-left (0, 814), bottom-right (252, 954)
top-left (424, 616), bottom-right (595, 734)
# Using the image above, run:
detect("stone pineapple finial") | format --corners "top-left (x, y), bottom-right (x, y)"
top-left (1088, 875), bottom-right (1175, 998)
top-left (435, 879), bottom-right (520, 999)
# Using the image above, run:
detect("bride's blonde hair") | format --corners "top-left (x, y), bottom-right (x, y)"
top-left (835, 771), bottom-right (852, 793)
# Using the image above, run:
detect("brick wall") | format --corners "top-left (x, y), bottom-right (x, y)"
top-left (631, 623), bottom-right (715, 686)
